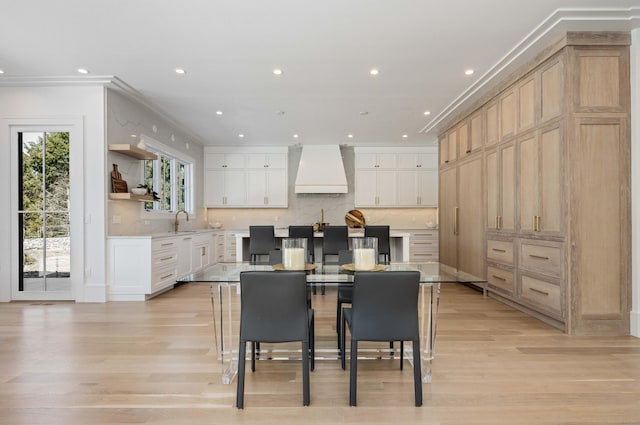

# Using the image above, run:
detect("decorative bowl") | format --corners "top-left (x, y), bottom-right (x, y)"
top-left (210, 222), bottom-right (222, 229)
top-left (131, 188), bottom-right (147, 196)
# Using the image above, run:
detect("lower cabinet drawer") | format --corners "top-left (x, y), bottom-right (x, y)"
top-left (410, 251), bottom-right (439, 262)
top-left (487, 266), bottom-right (514, 294)
top-left (520, 275), bottom-right (561, 315)
top-left (487, 240), bottom-right (514, 265)
top-left (151, 266), bottom-right (178, 292)
top-left (520, 241), bottom-right (562, 277)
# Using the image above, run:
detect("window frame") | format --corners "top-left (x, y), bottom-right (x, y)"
top-left (139, 135), bottom-right (195, 218)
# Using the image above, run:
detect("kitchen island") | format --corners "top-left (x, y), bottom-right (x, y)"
top-left (233, 228), bottom-right (411, 262)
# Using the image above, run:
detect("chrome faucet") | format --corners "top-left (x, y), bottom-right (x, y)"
top-left (174, 209), bottom-right (189, 232)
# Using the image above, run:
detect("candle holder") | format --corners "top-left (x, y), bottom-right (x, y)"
top-left (352, 237), bottom-right (378, 271)
top-left (282, 238), bottom-right (307, 270)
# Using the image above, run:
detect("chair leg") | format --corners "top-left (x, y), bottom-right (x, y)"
top-left (236, 340), bottom-right (247, 409)
top-left (341, 313), bottom-right (347, 370)
top-left (251, 342), bottom-right (256, 372)
top-left (412, 338), bottom-right (423, 407)
top-left (400, 341), bottom-right (404, 370)
top-left (302, 340), bottom-right (310, 406)
top-left (310, 314), bottom-right (315, 372)
top-left (349, 339), bottom-right (358, 406)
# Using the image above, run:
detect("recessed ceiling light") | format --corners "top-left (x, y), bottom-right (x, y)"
top-left (215, 110), bottom-right (223, 115)
top-left (273, 68), bottom-right (283, 75)
top-left (347, 134), bottom-right (354, 139)
top-left (276, 110), bottom-right (285, 115)
top-left (402, 134), bottom-right (409, 139)
top-left (130, 134), bottom-right (137, 138)
top-left (0, 70), bottom-right (5, 74)
top-left (369, 68), bottom-right (380, 76)
top-left (77, 68), bottom-right (89, 74)
top-left (238, 134), bottom-right (245, 138)
top-left (293, 134), bottom-right (299, 139)
top-left (175, 68), bottom-right (186, 75)
top-left (423, 110), bottom-right (431, 116)
top-left (464, 69), bottom-right (474, 76)
top-left (359, 111), bottom-right (369, 115)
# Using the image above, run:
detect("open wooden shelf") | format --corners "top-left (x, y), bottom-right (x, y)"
top-left (108, 144), bottom-right (158, 160)
top-left (109, 193), bottom-right (156, 202)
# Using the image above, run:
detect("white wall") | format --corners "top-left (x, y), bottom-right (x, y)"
top-left (0, 85), bottom-right (106, 302)
top-left (631, 28), bottom-right (640, 337)
top-left (105, 89), bottom-right (206, 236)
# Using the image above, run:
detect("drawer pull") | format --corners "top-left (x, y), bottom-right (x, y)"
top-left (160, 273), bottom-right (174, 280)
top-left (492, 248), bottom-right (506, 253)
top-left (491, 275), bottom-right (507, 281)
top-left (415, 242), bottom-right (433, 245)
top-left (529, 254), bottom-right (550, 260)
top-left (159, 256), bottom-right (174, 261)
top-left (161, 243), bottom-right (174, 247)
top-left (528, 287), bottom-right (549, 296)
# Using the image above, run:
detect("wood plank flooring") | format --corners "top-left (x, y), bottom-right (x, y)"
top-left (1, 283), bottom-right (639, 424)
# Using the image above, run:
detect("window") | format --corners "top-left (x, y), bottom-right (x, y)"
top-left (142, 142), bottom-right (193, 213)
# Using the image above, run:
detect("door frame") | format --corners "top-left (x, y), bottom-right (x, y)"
top-left (2, 116), bottom-right (84, 301)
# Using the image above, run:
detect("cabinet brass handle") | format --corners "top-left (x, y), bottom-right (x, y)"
top-left (528, 287), bottom-right (549, 296)
top-left (160, 256), bottom-right (173, 261)
top-left (529, 254), bottom-right (550, 260)
top-left (492, 248), bottom-right (507, 253)
top-left (495, 216), bottom-right (499, 229)
top-left (466, 149), bottom-right (471, 154)
top-left (160, 273), bottom-right (174, 280)
top-left (415, 242), bottom-right (433, 245)
top-left (499, 216), bottom-right (503, 229)
top-left (161, 243), bottom-right (174, 247)
top-left (453, 207), bottom-right (459, 235)
top-left (201, 247), bottom-right (206, 256)
top-left (492, 275), bottom-right (507, 281)
top-left (536, 215), bottom-right (541, 232)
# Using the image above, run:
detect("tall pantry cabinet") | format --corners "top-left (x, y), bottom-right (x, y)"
top-left (438, 32), bottom-right (631, 335)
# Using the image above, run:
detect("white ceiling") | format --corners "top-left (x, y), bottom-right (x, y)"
top-left (1, 1), bottom-right (638, 146)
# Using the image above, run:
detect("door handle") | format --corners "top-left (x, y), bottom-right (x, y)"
top-left (453, 207), bottom-right (459, 235)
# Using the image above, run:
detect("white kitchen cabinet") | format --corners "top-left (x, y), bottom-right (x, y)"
top-left (177, 235), bottom-right (194, 277)
top-left (191, 234), bottom-right (212, 271)
top-left (108, 231), bottom-right (217, 301)
top-left (108, 236), bottom-right (179, 301)
top-left (354, 169), bottom-right (397, 207)
top-left (355, 147), bottom-right (438, 208)
top-left (204, 147), bottom-right (287, 208)
top-left (245, 157), bottom-right (288, 207)
top-left (204, 169), bottom-right (246, 207)
top-left (409, 229), bottom-right (439, 262)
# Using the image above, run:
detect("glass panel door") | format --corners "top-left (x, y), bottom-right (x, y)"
top-left (18, 131), bottom-right (71, 296)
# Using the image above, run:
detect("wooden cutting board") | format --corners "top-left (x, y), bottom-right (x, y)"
top-left (111, 164), bottom-right (128, 193)
top-left (345, 209), bottom-right (365, 228)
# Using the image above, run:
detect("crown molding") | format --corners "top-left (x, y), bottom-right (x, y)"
top-left (0, 75), bottom-right (208, 145)
top-left (420, 7), bottom-right (640, 137)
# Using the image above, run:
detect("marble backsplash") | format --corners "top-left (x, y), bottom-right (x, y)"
top-left (206, 206), bottom-right (438, 231)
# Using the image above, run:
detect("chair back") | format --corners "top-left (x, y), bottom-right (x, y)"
top-left (364, 225), bottom-right (390, 259)
top-left (240, 271), bottom-right (309, 342)
top-left (350, 271), bottom-right (420, 341)
top-left (322, 226), bottom-right (349, 260)
top-left (338, 249), bottom-right (353, 265)
top-left (289, 225), bottom-right (315, 263)
top-left (249, 225), bottom-right (275, 257)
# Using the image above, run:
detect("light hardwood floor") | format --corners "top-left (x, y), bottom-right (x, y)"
top-left (1, 283), bottom-right (639, 425)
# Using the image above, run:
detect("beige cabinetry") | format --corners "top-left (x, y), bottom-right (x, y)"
top-left (438, 155), bottom-right (484, 281)
top-left (438, 32), bottom-right (631, 335)
top-left (204, 147), bottom-right (288, 208)
top-left (409, 230), bottom-right (439, 262)
top-left (517, 123), bottom-right (563, 236)
top-left (355, 147), bottom-right (438, 208)
top-left (486, 141), bottom-right (515, 232)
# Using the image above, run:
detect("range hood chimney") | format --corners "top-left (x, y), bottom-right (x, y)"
top-left (295, 145), bottom-right (348, 193)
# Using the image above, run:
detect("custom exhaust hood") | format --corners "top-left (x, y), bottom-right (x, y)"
top-left (294, 145), bottom-right (348, 193)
